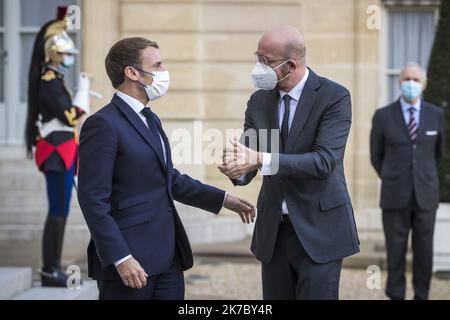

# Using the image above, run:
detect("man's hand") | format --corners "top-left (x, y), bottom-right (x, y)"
top-left (218, 137), bottom-right (263, 180)
top-left (116, 256), bottom-right (148, 289)
top-left (224, 194), bottom-right (256, 224)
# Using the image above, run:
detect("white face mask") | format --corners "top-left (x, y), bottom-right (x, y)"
top-left (250, 60), bottom-right (290, 90)
top-left (136, 68), bottom-right (170, 101)
top-left (61, 55), bottom-right (75, 68)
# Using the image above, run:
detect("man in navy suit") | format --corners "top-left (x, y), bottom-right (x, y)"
top-left (219, 26), bottom-right (359, 299)
top-left (77, 37), bottom-right (255, 300)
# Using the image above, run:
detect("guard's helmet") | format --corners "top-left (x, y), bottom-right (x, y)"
top-left (43, 14), bottom-right (78, 63)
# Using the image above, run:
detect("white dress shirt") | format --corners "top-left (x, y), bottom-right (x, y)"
top-left (400, 96), bottom-right (421, 128)
top-left (258, 68), bottom-right (310, 214)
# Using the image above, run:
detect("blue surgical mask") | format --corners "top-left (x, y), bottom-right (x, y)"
top-left (61, 55), bottom-right (75, 68)
top-left (401, 80), bottom-right (422, 101)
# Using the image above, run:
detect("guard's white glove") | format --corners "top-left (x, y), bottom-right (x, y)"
top-left (72, 73), bottom-right (91, 114)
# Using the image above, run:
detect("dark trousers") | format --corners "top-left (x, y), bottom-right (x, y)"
top-left (382, 193), bottom-right (436, 300)
top-left (262, 216), bottom-right (343, 300)
top-left (97, 250), bottom-right (184, 300)
top-left (42, 164), bottom-right (75, 272)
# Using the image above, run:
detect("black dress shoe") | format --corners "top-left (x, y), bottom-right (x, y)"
top-left (40, 269), bottom-right (69, 288)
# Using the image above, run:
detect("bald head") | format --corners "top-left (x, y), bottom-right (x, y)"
top-left (258, 25), bottom-right (306, 63)
top-left (255, 26), bottom-right (307, 91)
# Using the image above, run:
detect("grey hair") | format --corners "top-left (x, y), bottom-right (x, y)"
top-left (400, 62), bottom-right (427, 81)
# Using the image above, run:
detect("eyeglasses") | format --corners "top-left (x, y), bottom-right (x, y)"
top-left (254, 52), bottom-right (288, 67)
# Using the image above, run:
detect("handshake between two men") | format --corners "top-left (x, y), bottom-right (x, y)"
top-left (220, 137), bottom-right (261, 222)
top-left (78, 26), bottom-right (359, 300)
top-left (219, 137), bottom-right (263, 180)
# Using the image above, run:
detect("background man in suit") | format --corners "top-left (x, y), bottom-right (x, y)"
top-left (77, 37), bottom-right (255, 300)
top-left (218, 26), bottom-right (360, 300)
top-left (370, 63), bottom-right (445, 300)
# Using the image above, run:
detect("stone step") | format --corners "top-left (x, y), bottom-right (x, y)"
top-left (0, 190), bottom-right (81, 210)
top-left (0, 174), bottom-right (47, 191)
top-left (0, 161), bottom-right (40, 175)
top-left (0, 200), bottom-right (227, 225)
top-left (0, 147), bottom-right (72, 191)
top-left (0, 223), bottom-right (91, 241)
top-left (0, 239), bottom-right (90, 271)
top-left (0, 165), bottom-right (77, 191)
top-left (12, 280), bottom-right (98, 300)
top-left (0, 267), bottom-right (33, 299)
top-left (0, 147), bottom-right (27, 159)
top-left (0, 208), bottom-right (85, 225)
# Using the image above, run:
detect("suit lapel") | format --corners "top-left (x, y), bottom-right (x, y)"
top-left (112, 94), bottom-right (167, 171)
top-left (267, 90), bottom-right (279, 131)
top-left (415, 100), bottom-right (427, 141)
top-left (286, 68), bottom-right (320, 152)
top-left (265, 90), bottom-right (279, 153)
top-left (154, 116), bottom-right (174, 182)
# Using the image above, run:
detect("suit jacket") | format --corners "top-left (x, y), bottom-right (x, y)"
top-left (370, 99), bottom-right (445, 211)
top-left (77, 94), bottom-right (226, 280)
top-left (234, 68), bottom-right (360, 264)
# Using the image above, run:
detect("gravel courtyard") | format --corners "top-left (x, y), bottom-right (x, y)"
top-left (185, 259), bottom-right (450, 300)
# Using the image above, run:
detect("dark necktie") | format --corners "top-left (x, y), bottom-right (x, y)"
top-left (280, 94), bottom-right (291, 152)
top-left (141, 107), bottom-right (165, 163)
top-left (408, 106), bottom-right (418, 141)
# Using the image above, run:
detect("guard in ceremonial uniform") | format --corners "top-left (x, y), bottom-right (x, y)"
top-left (25, 7), bottom-right (91, 287)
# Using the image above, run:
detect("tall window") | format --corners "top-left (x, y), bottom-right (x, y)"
top-left (19, 0), bottom-right (80, 102)
top-left (0, 0), bottom-right (80, 145)
top-left (386, 6), bottom-right (438, 102)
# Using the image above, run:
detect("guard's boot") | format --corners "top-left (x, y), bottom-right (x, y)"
top-left (54, 217), bottom-right (67, 271)
top-left (41, 216), bottom-right (68, 287)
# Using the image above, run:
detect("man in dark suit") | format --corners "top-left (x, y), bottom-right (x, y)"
top-left (370, 63), bottom-right (445, 300)
top-left (77, 37), bottom-right (255, 300)
top-left (218, 26), bottom-right (360, 300)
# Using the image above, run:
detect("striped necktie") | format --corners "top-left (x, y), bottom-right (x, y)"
top-left (408, 106), bottom-right (418, 141)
